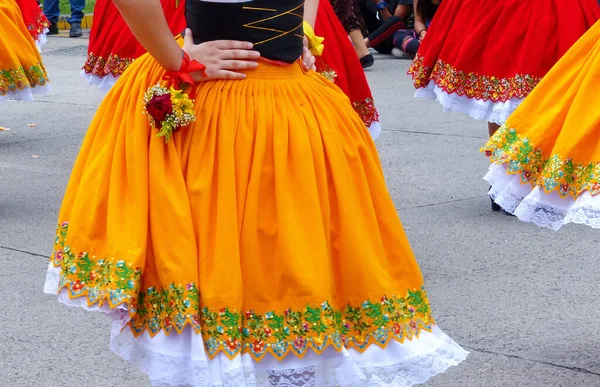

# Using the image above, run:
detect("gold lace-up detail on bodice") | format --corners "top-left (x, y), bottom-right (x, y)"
top-left (242, 2), bottom-right (304, 45)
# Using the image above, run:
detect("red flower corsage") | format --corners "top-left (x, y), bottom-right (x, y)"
top-left (143, 51), bottom-right (207, 143)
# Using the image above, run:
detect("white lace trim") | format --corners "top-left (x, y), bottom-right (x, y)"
top-left (368, 120), bottom-right (382, 140)
top-left (0, 83), bottom-right (51, 102)
top-left (485, 163), bottom-right (600, 230)
top-left (114, 326), bottom-right (467, 387)
top-left (35, 28), bottom-right (49, 51)
top-left (80, 69), bottom-right (119, 92)
top-left (414, 83), bottom-right (523, 125)
top-left (44, 263), bottom-right (467, 386)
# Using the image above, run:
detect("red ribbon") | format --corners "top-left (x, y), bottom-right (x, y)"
top-left (162, 50), bottom-right (207, 98)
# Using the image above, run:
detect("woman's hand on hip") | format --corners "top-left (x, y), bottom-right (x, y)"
top-left (302, 36), bottom-right (317, 71)
top-left (183, 29), bottom-right (260, 81)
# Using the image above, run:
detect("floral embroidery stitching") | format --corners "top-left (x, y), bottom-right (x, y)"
top-left (52, 222), bottom-right (435, 360)
top-left (482, 125), bottom-right (600, 198)
top-left (352, 97), bottom-right (379, 129)
top-left (316, 61), bottom-right (378, 129)
top-left (408, 54), bottom-right (541, 103)
top-left (26, 11), bottom-right (50, 41)
top-left (0, 64), bottom-right (48, 96)
top-left (82, 53), bottom-right (135, 79)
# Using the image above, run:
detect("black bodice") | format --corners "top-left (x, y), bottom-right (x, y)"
top-left (186, 0), bottom-right (304, 63)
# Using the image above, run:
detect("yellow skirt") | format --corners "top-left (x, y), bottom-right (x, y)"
top-left (0, 0), bottom-right (49, 101)
top-left (46, 39), bottom-right (467, 383)
top-left (482, 20), bottom-right (600, 230)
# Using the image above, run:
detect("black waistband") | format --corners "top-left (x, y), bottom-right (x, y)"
top-left (186, 0), bottom-right (304, 63)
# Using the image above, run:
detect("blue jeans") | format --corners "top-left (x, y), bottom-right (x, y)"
top-left (43, 0), bottom-right (85, 24)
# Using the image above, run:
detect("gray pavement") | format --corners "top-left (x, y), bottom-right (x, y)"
top-left (1, 35), bottom-right (600, 387)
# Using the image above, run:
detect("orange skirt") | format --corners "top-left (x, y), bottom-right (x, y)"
top-left (482, 20), bottom-right (600, 230)
top-left (0, 0), bottom-right (49, 101)
top-left (45, 39), bottom-right (466, 385)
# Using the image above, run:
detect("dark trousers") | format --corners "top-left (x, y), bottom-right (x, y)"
top-left (367, 15), bottom-right (420, 57)
top-left (43, 0), bottom-right (85, 24)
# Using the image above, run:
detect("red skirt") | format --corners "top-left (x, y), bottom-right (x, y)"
top-left (82, 0), bottom-right (186, 90)
top-left (315, 0), bottom-right (380, 138)
top-left (408, 0), bottom-right (600, 124)
top-left (14, 0), bottom-right (49, 48)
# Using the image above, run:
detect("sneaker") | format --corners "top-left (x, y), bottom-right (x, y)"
top-left (48, 22), bottom-right (59, 35)
top-left (391, 48), bottom-right (412, 59)
top-left (69, 22), bottom-right (82, 38)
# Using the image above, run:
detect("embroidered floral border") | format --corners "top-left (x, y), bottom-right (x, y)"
top-left (317, 63), bottom-right (379, 129)
top-left (482, 125), bottom-right (600, 198)
top-left (0, 63), bottom-right (48, 96)
top-left (352, 97), bottom-right (379, 129)
top-left (27, 12), bottom-right (50, 41)
top-left (82, 52), bottom-right (134, 79)
top-left (408, 53), bottom-right (541, 103)
top-left (51, 222), bottom-right (435, 360)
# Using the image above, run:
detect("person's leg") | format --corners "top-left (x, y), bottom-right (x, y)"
top-left (67, 0), bottom-right (85, 37)
top-left (391, 29), bottom-right (419, 58)
top-left (43, 0), bottom-right (60, 24)
top-left (365, 16), bottom-right (405, 50)
top-left (393, 1), bottom-right (413, 21)
top-left (349, 29), bottom-right (371, 57)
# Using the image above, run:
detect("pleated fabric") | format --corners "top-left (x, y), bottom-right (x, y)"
top-left (81, 0), bottom-right (186, 91)
top-left (0, 0), bottom-right (50, 101)
top-left (315, 0), bottom-right (381, 138)
top-left (482, 20), bottom-right (600, 230)
top-left (408, 0), bottom-right (600, 124)
top-left (45, 42), bottom-right (467, 386)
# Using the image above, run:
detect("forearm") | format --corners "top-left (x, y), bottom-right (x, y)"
top-left (414, 20), bottom-right (427, 34)
top-left (304, 0), bottom-right (319, 27)
top-left (413, 0), bottom-right (427, 35)
top-left (112, 0), bottom-right (182, 71)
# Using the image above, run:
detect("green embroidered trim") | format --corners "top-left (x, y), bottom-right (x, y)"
top-left (0, 64), bottom-right (48, 96)
top-left (52, 222), bottom-right (435, 360)
top-left (482, 125), bottom-right (600, 197)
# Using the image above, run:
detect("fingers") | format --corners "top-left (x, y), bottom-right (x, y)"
top-left (213, 40), bottom-right (254, 50)
top-left (302, 47), bottom-right (316, 70)
top-left (219, 49), bottom-right (261, 60)
top-left (220, 60), bottom-right (259, 70)
top-left (183, 28), bottom-right (194, 46)
top-left (200, 70), bottom-right (247, 81)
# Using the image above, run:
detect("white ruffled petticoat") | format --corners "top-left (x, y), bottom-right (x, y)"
top-left (80, 69), bottom-right (119, 92)
top-left (0, 83), bottom-right (51, 102)
top-left (35, 28), bottom-right (49, 51)
top-left (368, 120), bottom-right (382, 140)
top-left (415, 83), bottom-right (523, 125)
top-left (44, 264), bottom-right (468, 387)
top-left (485, 163), bottom-right (600, 230)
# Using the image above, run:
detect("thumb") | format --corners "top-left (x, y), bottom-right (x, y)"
top-left (184, 28), bottom-right (194, 45)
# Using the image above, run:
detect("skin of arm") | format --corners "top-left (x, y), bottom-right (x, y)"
top-left (304, 0), bottom-right (319, 28)
top-left (112, 0), bottom-right (183, 71)
top-left (413, 0), bottom-right (427, 39)
top-left (112, 0), bottom-right (260, 80)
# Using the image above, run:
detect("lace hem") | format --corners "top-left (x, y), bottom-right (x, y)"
top-left (113, 322), bottom-right (468, 387)
top-left (368, 120), bottom-right (381, 140)
top-left (414, 83), bottom-right (523, 124)
top-left (485, 163), bottom-right (600, 230)
top-left (45, 263), bottom-right (467, 386)
top-left (35, 28), bottom-right (49, 51)
top-left (0, 83), bottom-right (51, 102)
top-left (80, 69), bottom-right (119, 92)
